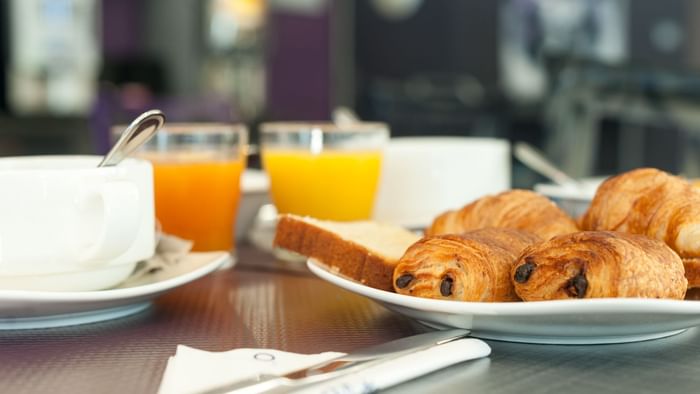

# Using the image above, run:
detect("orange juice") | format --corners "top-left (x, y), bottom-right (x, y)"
top-left (262, 149), bottom-right (382, 220)
top-left (150, 155), bottom-right (245, 251)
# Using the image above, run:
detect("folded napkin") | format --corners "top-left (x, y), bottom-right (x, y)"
top-left (158, 345), bottom-right (344, 394)
top-left (158, 339), bottom-right (491, 394)
top-left (114, 233), bottom-right (195, 288)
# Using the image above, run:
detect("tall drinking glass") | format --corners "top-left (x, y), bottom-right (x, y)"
top-left (122, 123), bottom-right (248, 252)
top-left (260, 122), bottom-right (389, 221)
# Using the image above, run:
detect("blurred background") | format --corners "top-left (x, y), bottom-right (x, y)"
top-left (2, 0), bottom-right (700, 187)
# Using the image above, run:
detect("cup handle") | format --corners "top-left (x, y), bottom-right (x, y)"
top-left (75, 181), bottom-right (141, 267)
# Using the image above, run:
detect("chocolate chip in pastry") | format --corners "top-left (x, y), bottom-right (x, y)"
top-left (393, 228), bottom-right (541, 302)
top-left (512, 231), bottom-right (687, 301)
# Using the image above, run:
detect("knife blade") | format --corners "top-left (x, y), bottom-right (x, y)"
top-left (285, 338), bottom-right (491, 394)
top-left (203, 328), bottom-right (470, 394)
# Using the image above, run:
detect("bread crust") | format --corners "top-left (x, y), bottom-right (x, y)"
top-left (393, 228), bottom-right (541, 301)
top-left (511, 231), bottom-right (687, 301)
top-left (273, 215), bottom-right (409, 291)
top-left (426, 189), bottom-right (578, 240)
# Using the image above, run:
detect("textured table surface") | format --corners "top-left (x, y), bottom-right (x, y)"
top-left (1, 245), bottom-right (699, 393)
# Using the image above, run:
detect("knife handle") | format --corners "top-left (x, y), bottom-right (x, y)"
top-left (291, 338), bottom-right (491, 394)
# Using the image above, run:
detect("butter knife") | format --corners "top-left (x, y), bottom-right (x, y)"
top-left (204, 329), bottom-right (470, 394)
top-left (284, 338), bottom-right (491, 394)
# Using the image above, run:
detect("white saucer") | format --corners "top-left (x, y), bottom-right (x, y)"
top-left (307, 259), bottom-right (700, 345)
top-left (0, 252), bottom-right (231, 329)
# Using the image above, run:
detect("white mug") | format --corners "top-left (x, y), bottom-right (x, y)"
top-left (0, 156), bottom-right (155, 277)
top-left (373, 137), bottom-right (511, 228)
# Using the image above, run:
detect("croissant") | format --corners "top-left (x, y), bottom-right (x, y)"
top-left (511, 231), bottom-right (687, 301)
top-left (683, 258), bottom-right (700, 289)
top-left (393, 228), bottom-right (541, 302)
top-left (581, 168), bottom-right (700, 259)
top-left (426, 189), bottom-right (578, 240)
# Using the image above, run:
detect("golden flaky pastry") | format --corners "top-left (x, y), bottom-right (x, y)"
top-left (393, 228), bottom-right (541, 302)
top-left (426, 189), bottom-right (578, 240)
top-left (682, 258), bottom-right (700, 289)
top-left (511, 231), bottom-right (687, 301)
top-left (581, 168), bottom-right (700, 259)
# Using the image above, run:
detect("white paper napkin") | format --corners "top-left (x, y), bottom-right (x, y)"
top-left (158, 345), bottom-right (344, 394)
top-left (158, 338), bottom-right (491, 394)
top-left (128, 233), bottom-right (194, 281)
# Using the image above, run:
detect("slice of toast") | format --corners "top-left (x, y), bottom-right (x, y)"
top-left (273, 214), bottom-right (421, 291)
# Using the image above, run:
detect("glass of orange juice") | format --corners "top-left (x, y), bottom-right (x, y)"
top-left (124, 123), bottom-right (248, 252)
top-left (260, 122), bottom-right (389, 221)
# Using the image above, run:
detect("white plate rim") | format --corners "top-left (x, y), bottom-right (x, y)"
top-left (306, 258), bottom-right (700, 316)
top-left (0, 251), bottom-right (230, 303)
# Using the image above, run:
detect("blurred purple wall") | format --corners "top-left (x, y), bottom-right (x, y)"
top-left (102, 0), bottom-right (144, 58)
top-left (266, 7), bottom-right (331, 121)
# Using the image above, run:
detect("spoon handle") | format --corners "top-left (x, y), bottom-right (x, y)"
top-left (98, 109), bottom-right (165, 167)
top-left (514, 142), bottom-right (578, 187)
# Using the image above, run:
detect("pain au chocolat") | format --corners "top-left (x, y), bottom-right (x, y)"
top-left (511, 231), bottom-right (687, 301)
top-left (393, 228), bottom-right (541, 302)
top-left (425, 189), bottom-right (578, 241)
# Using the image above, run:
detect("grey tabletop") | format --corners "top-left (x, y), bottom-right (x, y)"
top-left (0, 244), bottom-right (698, 393)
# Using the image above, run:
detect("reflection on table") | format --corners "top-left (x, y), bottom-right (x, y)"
top-left (0, 244), bottom-right (699, 393)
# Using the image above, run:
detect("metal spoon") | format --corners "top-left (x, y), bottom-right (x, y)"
top-left (98, 109), bottom-right (166, 167)
top-left (513, 141), bottom-right (581, 187)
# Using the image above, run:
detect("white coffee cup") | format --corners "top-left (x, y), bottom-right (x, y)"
top-left (0, 156), bottom-right (155, 281)
top-left (373, 137), bottom-right (511, 228)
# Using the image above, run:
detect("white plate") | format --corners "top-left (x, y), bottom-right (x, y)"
top-left (307, 259), bottom-right (700, 344)
top-left (0, 252), bottom-right (230, 329)
top-left (534, 177), bottom-right (606, 201)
